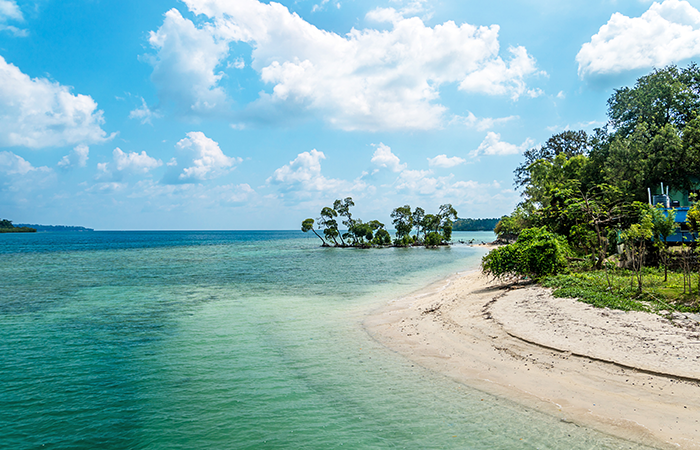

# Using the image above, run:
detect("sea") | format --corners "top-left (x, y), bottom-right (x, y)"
top-left (0, 230), bottom-right (655, 449)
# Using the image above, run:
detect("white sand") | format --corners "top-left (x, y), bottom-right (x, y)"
top-left (365, 271), bottom-right (700, 449)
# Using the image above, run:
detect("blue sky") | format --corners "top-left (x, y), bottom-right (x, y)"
top-left (1, 0), bottom-right (699, 230)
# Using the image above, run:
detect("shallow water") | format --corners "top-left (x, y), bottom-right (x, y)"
top-left (0, 231), bottom-right (656, 449)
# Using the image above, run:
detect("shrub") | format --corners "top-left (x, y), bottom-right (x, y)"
top-left (424, 231), bottom-right (442, 247)
top-left (482, 227), bottom-right (570, 279)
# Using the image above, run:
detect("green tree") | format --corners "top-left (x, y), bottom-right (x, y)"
top-left (319, 206), bottom-right (341, 246)
top-left (391, 205), bottom-right (413, 244)
top-left (621, 212), bottom-right (654, 293)
top-left (412, 207), bottom-right (425, 240)
top-left (649, 205), bottom-right (678, 282)
top-left (373, 229), bottom-right (392, 246)
top-left (333, 197), bottom-right (355, 245)
top-left (301, 218), bottom-right (328, 246)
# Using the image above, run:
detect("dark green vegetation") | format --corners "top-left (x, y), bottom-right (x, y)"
top-left (15, 224), bottom-right (94, 232)
top-left (484, 63), bottom-right (700, 314)
top-left (302, 198), bottom-right (458, 248)
top-left (0, 219), bottom-right (36, 233)
top-left (453, 217), bottom-right (499, 231)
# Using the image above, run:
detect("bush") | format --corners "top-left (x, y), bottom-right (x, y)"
top-left (424, 232), bottom-right (442, 247)
top-left (373, 229), bottom-right (392, 246)
top-left (482, 227), bottom-right (570, 279)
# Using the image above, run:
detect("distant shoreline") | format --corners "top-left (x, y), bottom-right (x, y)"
top-left (14, 224), bottom-right (94, 232)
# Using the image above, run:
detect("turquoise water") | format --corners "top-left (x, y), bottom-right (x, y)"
top-left (0, 231), bottom-right (654, 449)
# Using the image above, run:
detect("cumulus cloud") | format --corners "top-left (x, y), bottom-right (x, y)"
top-left (427, 154), bottom-right (466, 168)
top-left (451, 112), bottom-right (518, 131)
top-left (0, 150), bottom-right (50, 175)
top-left (458, 46), bottom-right (543, 100)
top-left (0, 0), bottom-right (26, 36)
top-left (97, 148), bottom-right (162, 180)
top-left (146, 8), bottom-right (230, 118)
top-left (219, 183), bottom-right (255, 204)
top-left (58, 144), bottom-right (89, 168)
top-left (470, 132), bottom-right (534, 157)
top-left (0, 151), bottom-right (55, 192)
top-left (129, 97), bottom-right (162, 124)
top-left (577, 0), bottom-right (700, 77)
top-left (164, 131), bottom-right (240, 183)
top-left (0, 56), bottom-right (112, 148)
top-left (371, 143), bottom-right (407, 172)
top-left (156, 0), bottom-right (541, 130)
top-left (268, 149), bottom-right (367, 198)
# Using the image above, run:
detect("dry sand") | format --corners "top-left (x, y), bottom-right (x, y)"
top-left (364, 270), bottom-right (700, 449)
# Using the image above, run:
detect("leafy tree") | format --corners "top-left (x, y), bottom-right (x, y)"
top-left (301, 218), bottom-right (328, 246)
top-left (412, 207), bottom-right (425, 239)
top-left (391, 205), bottom-right (413, 243)
top-left (649, 205), bottom-right (678, 281)
top-left (514, 130), bottom-right (590, 189)
top-left (319, 206), bottom-right (341, 246)
top-left (333, 197), bottom-right (355, 244)
top-left (563, 184), bottom-right (627, 269)
top-left (373, 229), bottom-right (392, 246)
top-left (621, 212), bottom-right (653, 293)
top-left (438, 204), bottom-right (458, 242)
top-left (1, 219), bottom-right (13, 229)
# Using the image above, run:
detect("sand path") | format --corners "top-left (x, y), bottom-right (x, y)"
top-left (364, 270), bottom-right (700, 449)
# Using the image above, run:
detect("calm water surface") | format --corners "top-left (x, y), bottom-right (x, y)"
top-left (0, 231), bottom-right (656, 449)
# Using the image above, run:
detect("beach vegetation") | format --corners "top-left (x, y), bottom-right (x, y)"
top-left (302, 199), bottom-right (458, 248)
top-left (0, 219), bottom-right (36, 233)
top-left (482, 227), bottom-right (571, 280)
top-left (485, 62), bottom-right (700, 313)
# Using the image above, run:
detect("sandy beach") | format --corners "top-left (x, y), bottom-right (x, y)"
top-left (365, 270), bottom-right (700, 449)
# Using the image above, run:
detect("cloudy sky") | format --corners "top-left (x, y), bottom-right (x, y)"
top-left (1, 0), bottom-right (698, 230)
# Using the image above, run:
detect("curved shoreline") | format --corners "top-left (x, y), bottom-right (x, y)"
top-left (364, 270), bottom-right (700, 449)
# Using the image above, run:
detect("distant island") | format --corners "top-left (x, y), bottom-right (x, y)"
top-left (0, 219), bottom-right (36, 233)
top-left (452, 218), bottom-right (499, 231)
top-left (1, 219), bottom-right (94, 233)
top-left (15, 224), bottom-right (94, 232)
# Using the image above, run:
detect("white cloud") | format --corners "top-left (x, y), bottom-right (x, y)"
top-left (165, 131), bottom-right (240, 183)
top-left (371, 143), bottom-right (407, 172)
top-left (58, 144), bottom-right (89, 168)
top-left (129, 97), bottom-right (162, 124)
top-left (219, 183), bottom-right (255, 204)
top-left (267, 149), bottom-right (367, 197)
top-left (0, 151), bottom-right (55, 192)
top-left (427, 154), bottom-right (466, 168)
top-left (0, 150), bottom-right (50, 175)
top-left (577, 0), bottom-right (700, 77)
top-left (451, 112), bottom-right (518, 131)
top-left (97, 148), bottom-right (162, 180)
top-left (458, 46), bottom-right (543, 100)
top-left (147, 8), bottom-right (230, 117)
top-left (113, 148), bottom-right (162, 173)
top-left (0, 0), bottom-right (26, 36)
top-left (169, 0), bottom-right (541, 130)
top-left (470, 132), bottom-right (534, 157)
top-left (0, 56), bottom-right (112, 148)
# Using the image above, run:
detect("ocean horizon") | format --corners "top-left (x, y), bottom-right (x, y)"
top-left (1, 230), bottom-right (654, 449)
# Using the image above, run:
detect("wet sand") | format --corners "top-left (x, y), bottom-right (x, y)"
top-left (365, 270), bottom-right (700, 449)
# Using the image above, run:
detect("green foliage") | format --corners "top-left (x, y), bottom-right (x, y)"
top-left (424, 232), bottom-right (442, 247)
top-left (482, 227), bottom-right (571, 279)
top-left (0, 219), bottom-right (13, 229)
top-left (391, 205), bottom-right (413, 239)
top-left (452, 217), bottom-right (500, 231)
top-left (373, 229), bottom-right (391, 246)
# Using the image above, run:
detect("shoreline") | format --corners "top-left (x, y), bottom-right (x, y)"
top-left (364, 270), bottom-right (700, 449)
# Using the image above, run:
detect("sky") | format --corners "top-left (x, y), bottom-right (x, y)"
top-left (1, 0), bottom-right (700, 230)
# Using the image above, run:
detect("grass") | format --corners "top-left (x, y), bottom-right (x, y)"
top-left (540, 267), bottom-right (700, 315)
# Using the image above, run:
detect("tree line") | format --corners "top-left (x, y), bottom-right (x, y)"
top-left (484, 63), bottom-right (700, 296)
top-left (0, 219), bottom-right (36, 233)
top-left (301, 198), bottom-right (458, 248)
